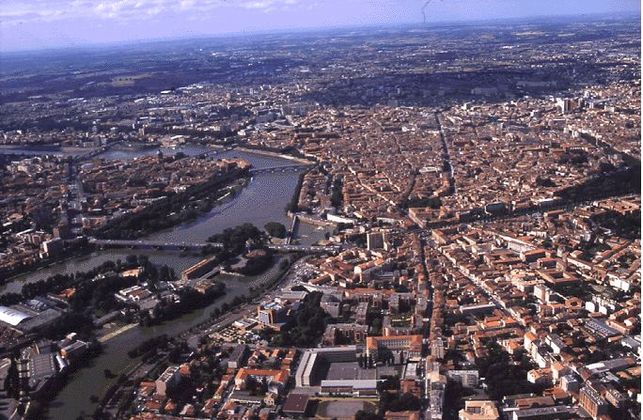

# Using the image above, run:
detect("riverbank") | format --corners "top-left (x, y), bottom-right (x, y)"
top-left (0, 147), bottom-right (326, 296)
top-left (0, 144), bottom-right (61, 151)
top-left (109, 142), bottom-right (159, 152)
top-left (0, 144), bottom-right (99, 158)
top-left (95, 169), bottom-right (249, 240)
top-left (233, 145), bottom-right (315, 166)
top-left (0, 245), bottom-right (92, 288)
top-left (1, 151), bottom-right (310, 295)
top-left (0, 250), bottom-right (202, 296)
top-left (97, 323), bottom-right (138, 343)
top-left (45, 258), bottom-right (289, 419)
top-left (0, 145), bottom-right (326, 418)
top-left (99, 255), bottom-right (298, 417)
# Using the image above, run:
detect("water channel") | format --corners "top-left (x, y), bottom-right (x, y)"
top-left (0, 144), bottom-right (331, 418)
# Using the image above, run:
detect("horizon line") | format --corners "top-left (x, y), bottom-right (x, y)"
top-left (1, 9), bottom-right (639, 56)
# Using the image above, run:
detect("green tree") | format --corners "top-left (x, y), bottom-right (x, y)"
top-left (264, 222), bottom-right (287, 238)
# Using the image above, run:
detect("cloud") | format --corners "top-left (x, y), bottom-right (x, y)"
top-left (0, 0), bottom-right (304, 25)
top-left (1, 0), bottom-right (639, 52)
top-left (1, 0), bottom-right (639, 26)
top-left (242, 0), bottom-right (300, 11)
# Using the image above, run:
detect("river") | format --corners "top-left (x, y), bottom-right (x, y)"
top-left (0, 145), bottom-right (328, 418)
top-left (2, 146), bottom-right (329, 294)
top-left (48, 260), bottom-right (287, 419)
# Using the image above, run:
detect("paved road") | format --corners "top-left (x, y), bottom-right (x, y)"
top-left (87, 237), bottom-right (339, 254)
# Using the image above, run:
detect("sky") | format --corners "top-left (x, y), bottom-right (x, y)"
top-left (0, 0), bottom-right (640, 52)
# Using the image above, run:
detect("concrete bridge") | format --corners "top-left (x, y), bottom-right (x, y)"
top-left (286, 215), bottom-right (300, 245)
top-left (88, 238), bottom-right (339, 254)
top-left (249, 165), bottom-right (311, 175)
top-left (88, 238), bottom-right (222, 251)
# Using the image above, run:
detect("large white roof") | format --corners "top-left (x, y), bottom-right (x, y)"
top-left (0, 306), bottom-right (31, 326)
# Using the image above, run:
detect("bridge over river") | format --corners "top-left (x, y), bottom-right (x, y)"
top-left (248, 164), bottom-right (311, 175)
top-left (88, 238), bottom-right (339, 254)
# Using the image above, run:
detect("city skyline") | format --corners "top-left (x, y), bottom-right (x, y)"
top-left (1, 0), bottom-right (640, 52)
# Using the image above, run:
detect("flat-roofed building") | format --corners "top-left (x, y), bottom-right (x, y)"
top-left (60, 340), bottom-right (89, 361)
top-left (560, 374), bottom-right (580, 393)
top-left (320, 294), bottom-right (342, 318)
top-left (27, 353), bottom-right (57, 397)
top-left (257, 299), bottom-right (298, 330)
top-left (322, 323), bottom-right (368, 346)
top-left (356, 301), bottom-right (369, 324)
top-left (0, 303), bottom-right (63, 333)
top-left (584, 319), bottom-right (619, 339)
top-left (282, 393), bottom-right (310, 417)
top-left (181, 256), bottom-right (219, 282)
top-left (227, 344), bottom-right (249, 369)
top-left (0, 306), bottom-right (31, 327)
top-left (431, 337), bottom-right (445, 360)
top-left (384, 411), bottom-right (421, 420)
top-left (295, 346), bottom-right (358, 387)
top-left (459, 400), bottom-right (500, 420)
top-left (460, 303), bottom-right (496, 316)
top-left (509, 406), bottom-right (578, 420)
top-left (155, 365), bottom-right (181, 396)
top-left (579, 385), bottom-right (608, 419)
top-left (448, 370), bottom-right (479, 388)
top-left (319, 379), bottom-right (379, 397)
